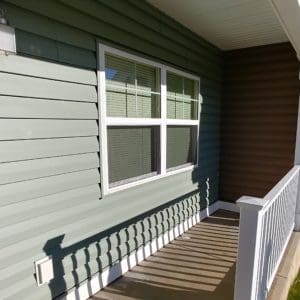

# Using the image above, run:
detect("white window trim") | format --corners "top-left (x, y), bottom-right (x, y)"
top-left (98, 43), bottom-right (202, 196)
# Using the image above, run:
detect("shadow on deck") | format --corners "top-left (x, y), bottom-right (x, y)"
top-left (90, 210), bottom-right (239, 300)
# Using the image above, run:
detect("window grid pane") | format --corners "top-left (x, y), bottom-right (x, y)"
top-left (105, 54), bottom-right (160, 118)
top-left (167, 72), bottom-right (198, 120)
top-left (167, 125), bottom-right (197, 170)
top-left (107, 126), bottom-right (160, 186)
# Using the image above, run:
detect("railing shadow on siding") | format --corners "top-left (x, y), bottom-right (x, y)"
top-left (41, 189), bottom-right (207, 299)
top-left (41, 77), bottom-right (219, 300)
top-left (191, 76), bottom-right (220, 209)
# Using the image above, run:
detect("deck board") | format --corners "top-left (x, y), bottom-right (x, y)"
top-left (90, 210), bottom-right (239, 300)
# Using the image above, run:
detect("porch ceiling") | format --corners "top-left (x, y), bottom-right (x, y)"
top-left (147, 0), bottom-right (288, 50)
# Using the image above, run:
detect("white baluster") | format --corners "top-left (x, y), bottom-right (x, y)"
top-left (295, 168), bottom-right (300, 231)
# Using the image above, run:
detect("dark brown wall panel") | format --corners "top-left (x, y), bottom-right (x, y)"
top-left (220, 43), bottom-right (300, 202)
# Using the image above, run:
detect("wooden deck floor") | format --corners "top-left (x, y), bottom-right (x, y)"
top-left (90, 210), bottom-right (239, 300)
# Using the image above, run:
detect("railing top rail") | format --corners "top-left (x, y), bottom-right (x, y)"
top-left (235, 165), bottom-right (300, 300)
top-left (237, 165), bottom-right (300, 211)
top-left (263, 165), bottom-right (300, 211)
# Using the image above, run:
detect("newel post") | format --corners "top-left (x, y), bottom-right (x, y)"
top-left (234, 196), bottom-right (265, 300)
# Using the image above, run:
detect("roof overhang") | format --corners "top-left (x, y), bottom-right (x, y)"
top-left (147, 0), bottom-right (300, 58)
top-left (269, 0), bottom-right (300, 60)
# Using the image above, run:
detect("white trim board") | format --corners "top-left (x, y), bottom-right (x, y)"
top-left (269, 0), bottom-right (300, 60)
top-left (59, 200), bottom-right (222, 300)
top-left (217, 200), bottom-right (240, 213)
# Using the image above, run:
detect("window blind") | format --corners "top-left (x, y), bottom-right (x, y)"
top-left (167, 126), bottom-right (197, 169)
top-left (107, 126), bottom-right (160, 186)
top-left (105, 54), bottom-right (160, 118)
top-left (167, 72), bottom-right (198, 120)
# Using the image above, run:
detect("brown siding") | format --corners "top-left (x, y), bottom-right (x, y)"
top-left (220, 43), bottom-right (300, 202)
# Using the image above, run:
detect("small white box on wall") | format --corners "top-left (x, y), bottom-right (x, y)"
top-left (34, 256), bottom-right (54, 286)
top-left (0, 24), bottom-right (16, 53)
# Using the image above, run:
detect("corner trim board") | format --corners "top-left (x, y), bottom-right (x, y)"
top-left (268, 0), bottom-right (300, 61)
top-left (217, 200), bottom-right (240, 213)
top-left (59, 200), bottom-right (222, 300)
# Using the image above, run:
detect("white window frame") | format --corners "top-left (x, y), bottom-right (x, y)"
top-left (98, 43), bottom-right (202, 195)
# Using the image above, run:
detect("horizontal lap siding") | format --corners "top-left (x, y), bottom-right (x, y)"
top-left (220, 43), bottom-right (300, 202)
top-left (0, 55), bottom-right (101, 299)
top-left (0, 1), bottom-right (222, 299)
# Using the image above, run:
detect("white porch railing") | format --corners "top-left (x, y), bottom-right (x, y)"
top-left (234, 165), bottom-right (300, 300)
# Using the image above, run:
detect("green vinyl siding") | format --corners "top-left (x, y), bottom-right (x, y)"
top-left (0, 1), bottom-right (222, 299)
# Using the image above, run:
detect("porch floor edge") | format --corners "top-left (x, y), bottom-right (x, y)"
top-left (90, 209), bottom-right (239, 300)
top-left (59, 201), bottom-right (234, 300)
top-left (218, 200), bottom-right (240, 213)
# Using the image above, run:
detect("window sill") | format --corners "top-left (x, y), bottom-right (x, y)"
top-left (104, 164), bottom-right (197, 196)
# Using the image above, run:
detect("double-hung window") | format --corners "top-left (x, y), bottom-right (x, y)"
top-left (98, 44), bottom-right (201, 195)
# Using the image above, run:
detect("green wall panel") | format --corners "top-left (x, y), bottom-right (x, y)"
top-left (0, 0), bottom-right (222, 299)
top-left (16, 30), bottom-right (97, 69)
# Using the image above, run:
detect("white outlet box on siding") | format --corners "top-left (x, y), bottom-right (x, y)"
top-left (0, 24), bottom-right (16, 53)
top-left (35, 256), bottom-right (54, 286)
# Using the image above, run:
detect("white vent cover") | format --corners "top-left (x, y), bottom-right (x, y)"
top-left (0, 24), bottom-right (16, 53)
top-left (34, 256), bottom-right (54, 286)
